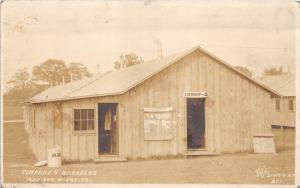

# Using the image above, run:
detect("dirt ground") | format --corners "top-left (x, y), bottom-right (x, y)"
top-left (3, 123), bottom-right (295, 184)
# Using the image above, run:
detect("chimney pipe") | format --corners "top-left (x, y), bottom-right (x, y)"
top-left (154, 40), bottom-right (163, 59)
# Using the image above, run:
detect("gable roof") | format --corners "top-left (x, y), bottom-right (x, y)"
top-left (30, 46), bottom-right (281, 103)
top-left (259, 73), bottom-right (295, 97)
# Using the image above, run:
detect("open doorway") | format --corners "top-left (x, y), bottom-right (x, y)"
top-left (98, 103), bottom-right (118, 154)
top-left (187, 98), bottom-right (205, 150)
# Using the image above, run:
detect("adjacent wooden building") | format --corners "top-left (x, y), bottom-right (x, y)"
top-left (24, 46), bottom-right (282, 162)
top-left (260, 74), bottom-right (295, 127)
top-left (260, 74), bottom-right (296, 151)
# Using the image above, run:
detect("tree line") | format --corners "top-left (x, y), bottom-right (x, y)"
top-left (5, 59), bottom-right (93, 102)
top-left (5, 53), bottom-right (144, 100)
top-left (3, 54), bottom-right (143, 120)
top-left (6, 55), bottom-right (287, 100)
top-left (3, 53), bottom-right (287, 120)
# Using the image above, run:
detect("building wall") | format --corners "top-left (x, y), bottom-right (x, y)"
top-left (119, 51), bottom-right (274, 159)
top-left (27, 96), bottom-right (119, 161)
top-left (26, 51), bottom-right (276, 161)
top-left (270, 97), bottom-right (295, 127)
top-left (61, 96), bottom-right (121, 161)
top-left (26, 103), bottom-right (51, 161)
top-left (272, 126), bottom-right (295, 151)
top-left (26, 102), bottom-right (62, 161)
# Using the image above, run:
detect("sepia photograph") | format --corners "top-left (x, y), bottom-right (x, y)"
top-left (1, 0), bottom-right (298, 187)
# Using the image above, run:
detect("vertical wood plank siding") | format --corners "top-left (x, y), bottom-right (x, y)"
top-left (27, 51), bottom-right (274, 161)
top-left (270, 97), bottom-right (295, 127)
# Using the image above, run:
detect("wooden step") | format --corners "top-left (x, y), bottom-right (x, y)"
top-left (93, 155), bottom-right (127, 163)
top-left (185, 150), bottom-right (218, 156)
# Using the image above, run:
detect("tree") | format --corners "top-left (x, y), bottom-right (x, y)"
top-left (7, 67), bottom-right (33, 90)
top-left (68, 62), bottom-right (93, 81)
top-left (5, 67), bottom-right (49, 120)
top-left (234, 66), bottom-right (253, 77)
top-left (32, 59), bottom-right (68, 86)
top-left (263, 66), bottom-right (283, 76)
top-left (6, 67), bottom-right (49, 99)
top-left (113, 53), bottom-right (144, 70)
top-left (4, 60), bottom-right (93, 121)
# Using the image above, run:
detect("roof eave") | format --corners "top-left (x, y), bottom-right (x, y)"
top-left (30, 45), bottom-right (283, 103)
top-left (30, 91), bottom-right (125, 104)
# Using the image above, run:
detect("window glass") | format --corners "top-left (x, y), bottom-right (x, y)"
top-left (81, 109), bottom-right (88, 119)
top-left (74, 109), bottom-right (80, 119)
top-left (88, 109), bottom-right (94, 119)
top-left (81, 120), bottom-right (87, 130)
top-left (88, 120), bottom-right (94, 130)
top-left (74, 109), bottom-right (94, 131)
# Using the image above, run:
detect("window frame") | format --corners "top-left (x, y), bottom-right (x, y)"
top-left (275, 99), bottom-right (280, 111)
top-left (288, 99), bottom-right (294, 112)
top-left (73, 108), bottom-right (96, 134)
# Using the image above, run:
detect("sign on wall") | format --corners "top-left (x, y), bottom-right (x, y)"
top-left (184, 91), bottom-right (208, 98)
top-left (144, 107), bottom-right (173, 140)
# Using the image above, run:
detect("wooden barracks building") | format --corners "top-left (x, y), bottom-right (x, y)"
top-left (260, 73), bottom-right (296, 150)
top-left (24, 46), bottom-right (283, 162)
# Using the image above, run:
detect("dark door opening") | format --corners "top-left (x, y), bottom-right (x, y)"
top-left (98, 103), bottom-right (118, 154)
top-left (187, 98), bottom-right (205, 149)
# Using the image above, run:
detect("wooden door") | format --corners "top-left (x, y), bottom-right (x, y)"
top-left (98, 103), bottom-right (118, 154)
top-left (187, 98), bottom-right (205, 149)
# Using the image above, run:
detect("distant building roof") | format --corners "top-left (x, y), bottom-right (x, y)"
top-left (260, 73), bottom-right (295, 97)
top-left (30, 46), bottom-right (281, 103)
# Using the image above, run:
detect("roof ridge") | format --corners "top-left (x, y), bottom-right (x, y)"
top-left (81, 51), bottom-right (184, 87)
top-left (31, 45), bottom-right (283, 103)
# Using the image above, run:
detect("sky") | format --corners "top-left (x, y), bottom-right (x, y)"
top-left (1, 0), bottom-right (297, 89)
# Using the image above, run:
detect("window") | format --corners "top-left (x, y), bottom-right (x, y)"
top-left (275, 99), bottom-right (280, 111)
top-left (74, 109), bottom-right (94, 131)
top-left (289, 100), bottom-right (294, 111)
